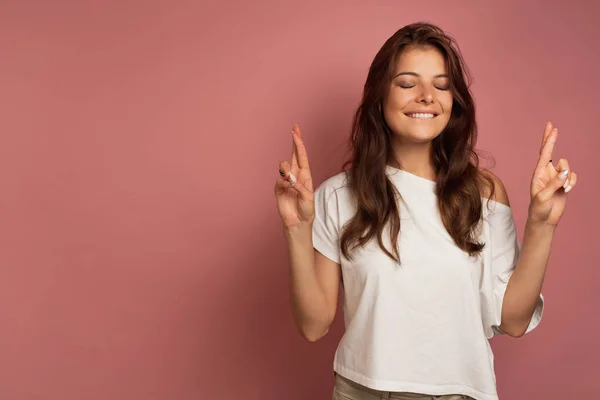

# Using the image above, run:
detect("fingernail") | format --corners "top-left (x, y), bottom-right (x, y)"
top-left (563, 179), bottom-right (570, 189)
top-left (289, 173), bottom-right (297, 184)
top-left (565, 185), bottom-right (572, 193)
top-left (559, 169), bottom-right (569, 180)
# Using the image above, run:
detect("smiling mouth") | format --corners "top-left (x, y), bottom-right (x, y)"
top-left (404, 112), bottom-right (438, 119)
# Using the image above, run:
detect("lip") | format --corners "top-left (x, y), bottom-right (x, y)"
top-left (404, 110), bottom-right (439, 117)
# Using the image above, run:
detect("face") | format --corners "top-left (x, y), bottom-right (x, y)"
top-left (382, 45), bottom-right (453, 144)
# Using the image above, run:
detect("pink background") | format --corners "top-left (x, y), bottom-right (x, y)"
top-left (0, 1), bottom-right (598, 399)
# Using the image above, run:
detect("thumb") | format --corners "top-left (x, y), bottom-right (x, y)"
top-left (292, 179), bottom-right (314, 203)
top-left (537, 168), bottom-right (569, 202)
top-left (274, 177), bottom-right (313, 202)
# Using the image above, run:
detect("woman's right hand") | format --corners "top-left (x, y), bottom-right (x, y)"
top-left (274, 124), bottom-right (315, 229)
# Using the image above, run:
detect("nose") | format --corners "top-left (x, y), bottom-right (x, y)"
top-left (417, 86), bottom-right (434, 104)
top-left (420, 94), bottom-right (434, 104)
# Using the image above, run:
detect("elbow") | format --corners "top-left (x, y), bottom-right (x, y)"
top-left (300, 326), bottom-right (329, 343)
top-left (294, 310), bottom-right (335, 343)
top-left (499, 319), bottom-right (529, 338)
top-left (505, 327), bottom-right (527, 338)
top-left (500, 304), bottom-right (538, 338)
top-left (301, 329), bottom-right (329, 343)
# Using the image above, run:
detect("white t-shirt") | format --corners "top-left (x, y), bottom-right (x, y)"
top-left (312, 166), bottom-right (544, 400)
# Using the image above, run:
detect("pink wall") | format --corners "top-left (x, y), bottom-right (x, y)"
top-left (0, 0), bottom-right (598, 399)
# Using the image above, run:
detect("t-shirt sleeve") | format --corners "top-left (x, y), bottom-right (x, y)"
top-left (312, 182), bottom-right (341, 264)
top-left (483, 202), bottom-right (544, 337)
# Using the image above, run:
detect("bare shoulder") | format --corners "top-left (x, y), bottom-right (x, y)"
top-left (479, 167), bottom-right (510, 207)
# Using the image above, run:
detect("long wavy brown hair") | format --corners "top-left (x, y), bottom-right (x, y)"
top-left (340, 22), bottom-right (495, 263)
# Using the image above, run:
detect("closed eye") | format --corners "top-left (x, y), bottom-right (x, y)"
top-left (397, 84), bottom-right (449, 91)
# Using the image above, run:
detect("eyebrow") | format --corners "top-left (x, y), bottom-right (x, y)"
top-left (393, 72), bottom-right (448, 79)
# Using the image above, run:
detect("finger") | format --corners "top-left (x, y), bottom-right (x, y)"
top-left (291, 125), bottom-right (299, 173)
top-left (274, 176), bottom-right (292, 194)
top-left (278, 160), bottom-right (297, 184)
top-left (565, 171), bottom-right (577, 193)
top-left (545, 159), bottom-right (557, 178)
top-left (540, 122), bottom-right (553, 153)
top-left (554, 158), bottom-right (571, 191)
top-left (275, 176), bottom-right (297, 196)
top-left (274, 175), bottom-right (312, 202)
top-left (537, 164), bottom-right (570, 201)
top-left (292, 126), bottom-right (311, 171)
top-left (536, 128), bottom-right (557, 171)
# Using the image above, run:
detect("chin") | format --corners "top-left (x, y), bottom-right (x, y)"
top-left (396, 128), bottom-right (443, 144)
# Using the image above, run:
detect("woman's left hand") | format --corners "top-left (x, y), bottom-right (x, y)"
top-left (528, 122), bottom-right (577, 227)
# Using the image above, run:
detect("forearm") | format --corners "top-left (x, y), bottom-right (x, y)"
top-left (284, 223), bottom-right (331, 340)
top-left (501, 219), bottom-right (554, 336)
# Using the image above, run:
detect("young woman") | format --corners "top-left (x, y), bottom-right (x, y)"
top-left (274, 22), bottom-right (576, 400)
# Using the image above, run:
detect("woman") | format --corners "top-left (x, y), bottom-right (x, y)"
top-left (274, 22), bottom-right (576, 400)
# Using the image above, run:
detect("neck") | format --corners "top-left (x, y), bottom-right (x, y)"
top-left (388, 139), bottom-right (436, 181)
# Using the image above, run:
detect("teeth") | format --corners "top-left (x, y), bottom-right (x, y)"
top-left (407, 113), bottom-right (435, 119)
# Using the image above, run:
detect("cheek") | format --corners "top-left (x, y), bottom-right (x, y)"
top-left (440, 93), bottom-right (453, 113)
top-left (386, 90), bottom-right (412, 111)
